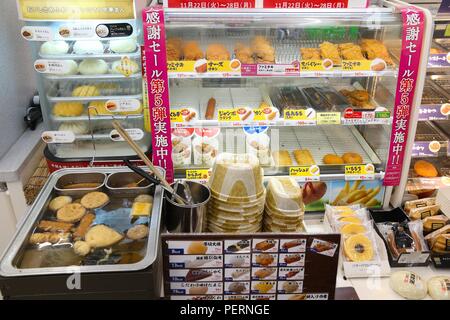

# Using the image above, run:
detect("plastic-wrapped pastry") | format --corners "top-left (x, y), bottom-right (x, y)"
top-left (40, 41), bottom-right (69, 55)
top-left (58, 122), bottom-right (89, 135)
top-left (78, 59), bottom-right (109, 75)
top-left (206, 43), bottom-right (230, 60)
top-left (53, 102), bottom-right (84, 117)
top-left (338, 43), bottom-right (365, 60)
top-left (251, 36), bottom-right (275, 63)
top-left (72, 85), bottom-right (100, 97)
top-left (166, 38), bottom-right (182, 60)
top-left (73, 40), bottom-right (104, 54)
top-left (111, 59), bottom-right (139, 75)
top-left (319, 41), bottom-right (341, 65)
top-left (234, 43), bottom-right (255, 64)
top-left (272, 150), bottom-right (293, 166)
top-left (390, 271), bottom-right (427, 300)
top-left (109, 38), bottom-right (137, 53)
top-left (428, 276), bottom-right (450, 300)
top-left (58, 60), bottom-right (79, 75)
top-left (182, 41), bottom-right (203, 60)
top-left (360, 39), bottom-right (394, 65)
top-left (300, 48), bottom-right (321, 60)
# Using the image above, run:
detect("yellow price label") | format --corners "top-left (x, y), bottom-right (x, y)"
top-left (170, 110), bottom-right (184, 123)
top-left (289, 166), bottom-right (320, 181)
top-left (342, 60), bottom-right (372, 71)
top-left (317, 112), bottom-right (341, 125)
top-left (18, 0), bottom-right (135, 20)
top-left (445, 24), bottom-right (450, 37)
top-left (167, 61), bottom-right (196, 73)
top-left (345, 164), bottom-right (375, 180)
top-left (207, 60), bottom-right (239, 73)
top-left (186, 170), bottom-right (210, 180)
top-left (284, 109), bottom-right (309, 121)
top-left (300, 60), bottom-right (327, 71)
top-left (218, 109), bottom-right (240, 122)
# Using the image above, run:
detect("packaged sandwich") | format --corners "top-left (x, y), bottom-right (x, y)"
top-left (408, 204), bottom-right (440, 220)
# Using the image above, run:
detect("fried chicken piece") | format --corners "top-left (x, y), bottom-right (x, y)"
top-left (338, 43), bottom-right (365, 60)
top-left (183, 41), bottom-right (204, 60)
top-left (166, 38), bottom-right (182, 61)
top-left (251, 36), bottom-right (275, 63)
top-left (29, 232), bottom-right (70, 245)
top-left (206, 43), bottom-right (230, 60)
top-left (340, 89), bottom-right (373, 109)
top-left (234, 43), bottom-right (255, 64)
top-left (319, 41), bottom-right (341, 65)
top-left (360, 39), bottom-right (394, 65)
top-left (300, 48), bottom-right (321, 60)
top-left (37, 220), bottom-right (73, 233)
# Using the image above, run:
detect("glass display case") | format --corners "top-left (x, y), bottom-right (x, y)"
top-left (158, 2), bottom-right (432, 211)
top-left (19, 0), bottom-right (151, 164)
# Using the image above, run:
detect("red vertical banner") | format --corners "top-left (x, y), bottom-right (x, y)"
top-left (384, 7), bottom-right (425, 186)
top-left (142, 6), bottom-right (174, 182)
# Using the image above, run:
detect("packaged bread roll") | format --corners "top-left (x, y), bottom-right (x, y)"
top-left (409, 204), bottom-right (440, 220)
top-left (390, 271), bottom-right (427, 300)
top-left (428, 276), bottom-right (450, 300)
top-left (404, 197), bottom-right (436, 213)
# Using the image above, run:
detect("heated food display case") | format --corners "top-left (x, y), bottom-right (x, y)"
top-left (150, 1), bottom-right (433, 213)
top-left (18, 0), bottom-right (151, 171)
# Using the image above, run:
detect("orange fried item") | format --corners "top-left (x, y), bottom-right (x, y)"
top-left (319, 41), bottom-right (341, 65)
top-left (183, 41), bottom-right (204, 60)
top-left (338, 43), bottom-right (365, 60)
top-left (206, 43), bottom-right (230, 60)
top-left (360, 39), bottom-right (394, 65)
top-left (300, 48), bottom-right (321, 60)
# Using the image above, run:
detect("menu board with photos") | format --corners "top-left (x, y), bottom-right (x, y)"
top-left (162, 233), bottom-right (341, 300)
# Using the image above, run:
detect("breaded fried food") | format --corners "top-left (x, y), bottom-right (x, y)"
top-left (340, 89), bottom-right (373, 109)
top-left (183, 41), bottom-right (203, 60)
top-left (319, 41), bottom-right (341, 65)
top-left (38, 220), bottom-right (73, 233)
top-left (300, 48), bottom-right (321, 60)
top-left (206, 43), bottom-right (230, 60)
top-left (166, 38), bottom-right (182, 61)
top-left (251, 36), bottom-right (275, 63)
top-left (360, 39), bottom-right (394, 65)
top-left (338, 43), bottom-right (365, 60)
top-left (234, 43), bottom-right (255, 64)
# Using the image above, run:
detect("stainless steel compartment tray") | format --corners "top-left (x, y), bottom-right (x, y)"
top-left (0, 167), bottom-right (165, 277)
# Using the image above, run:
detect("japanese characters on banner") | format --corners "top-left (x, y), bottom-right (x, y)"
top-left (143, 7), bottom-right (174, 182)
top-left (163, 0), bottom-right (368, 8)
top-left (384, 7), bottom-right (425, 186)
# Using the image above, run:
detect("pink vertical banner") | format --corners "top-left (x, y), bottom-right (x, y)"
top-left (384, 7), bottom-right (425, 186)
top-left (142, 6), bottom-right (174, 182)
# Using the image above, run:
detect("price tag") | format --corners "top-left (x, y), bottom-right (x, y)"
top-left (170, 110), bottom-right (184, 123)
top-left (375, 111), bottom-right (391, 119)
top-left (105, 99), bottom-right (141, 113)
top-left (186, 170), bottom-right (210, 180)
top-left (41, 131), bottom-right (75, 144)
top-left (167, 61), bottom-right (196, 73)
top-left (300, 60), bottom-right (328, 71)
top-left (345, 164), bottom-right (375, 181)
top-left (207, 60), bottom-right (240, 73)
top-left (342, 60), bottom-right (372, 71)
top-left (110, 129), bottom-right (144, 142)
top-left (218, 109), bottom-right (240, 122)
top-left (21, 26), bottom-right (52, 41)
top-left (445, 24), bottom-right (450, 37)
top-left (253, 107), bottom-right (279, 122)
top-left (34, 59), bottom-right (75, 74)
top-left (289, 165), bottom-right (320, 181)
top-left (283, 109), bottom-right (308, 121)
top-left (317, 112), bottom-right (341, 125)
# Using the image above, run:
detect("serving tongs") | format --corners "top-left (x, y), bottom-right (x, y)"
top-left (112, 120), bottom-right (187, 205)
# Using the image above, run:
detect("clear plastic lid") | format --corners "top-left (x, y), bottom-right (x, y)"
top-left (266, 177), bottom-right (303, 212)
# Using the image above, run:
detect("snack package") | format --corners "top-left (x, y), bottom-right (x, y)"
top-left (325, 204), bottom-right (370, 228)
top-left (408, 204), bottom-right (440, 220)
top-left (376, 220), bottom-right (428, 259)
top-left (342, 230), bottom-right (379, 263)
top-left (424, 224), bottom-right (450, 254)
top-left (422, 215), bottom-right (449, 234)
top-left (404, 197), bottom-right (436, 213)
top-left (335, 220), bottom-right (374, 236)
